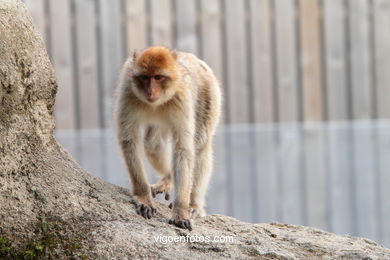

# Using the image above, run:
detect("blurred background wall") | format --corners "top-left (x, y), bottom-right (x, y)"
top-left (24, 0), bottom-right (390, 247)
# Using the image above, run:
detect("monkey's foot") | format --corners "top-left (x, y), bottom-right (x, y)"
top-left (151, 177), bottom-right (171, 201)
top-left (134, 195), bottom-right (156, 219)
top-left (189, 205), bottom-right (206, 219)
top-left (168, 208), bottom-right (193, 231)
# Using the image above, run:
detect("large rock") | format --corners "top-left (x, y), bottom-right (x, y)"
top-left (0, 0), bottom-right (389, 259)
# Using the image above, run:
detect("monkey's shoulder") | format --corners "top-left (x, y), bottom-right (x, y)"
top-left (177, 52), bottom-right (212, 73)
top-left (176, 52), bottom-right (218, 91)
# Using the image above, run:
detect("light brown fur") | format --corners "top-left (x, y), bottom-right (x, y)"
top-left (115, 46), bottom-right (222, 230)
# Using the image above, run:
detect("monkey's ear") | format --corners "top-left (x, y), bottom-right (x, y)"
top-left (171, 50), bottom-right (178, 60)
top-left (131, 51), bottom-right (139, 63)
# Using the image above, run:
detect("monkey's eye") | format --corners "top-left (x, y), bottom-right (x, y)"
top-left (137, 75), bottom-right (149, 81)
top-left (153, 75), bottom-right (165, 81)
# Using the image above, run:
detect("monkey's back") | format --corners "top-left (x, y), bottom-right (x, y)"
top-left (177, 52), bottom-right (222, 146)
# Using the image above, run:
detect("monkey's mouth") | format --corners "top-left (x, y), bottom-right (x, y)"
top-left (146, 96), bottom-right (159, 103)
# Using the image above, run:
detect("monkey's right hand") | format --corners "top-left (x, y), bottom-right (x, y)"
top-left (134, 195), bottom-right (157, 219)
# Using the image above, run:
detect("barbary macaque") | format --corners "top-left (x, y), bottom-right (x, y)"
top-left (115, 46), bottom-right (222, 230)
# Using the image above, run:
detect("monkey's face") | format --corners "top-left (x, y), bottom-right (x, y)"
top-left (130, 46), bottom-right (178, 105)
top-left (133, 74), bottom-right (168, 103)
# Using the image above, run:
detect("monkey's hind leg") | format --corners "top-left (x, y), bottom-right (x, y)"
top-left (144, 126), bottom-right (172, 201)
top-left (189, 142), bottom-right (213, 219)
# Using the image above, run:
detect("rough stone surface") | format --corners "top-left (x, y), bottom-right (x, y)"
top-left (1, 0), bottom-right (390, 259)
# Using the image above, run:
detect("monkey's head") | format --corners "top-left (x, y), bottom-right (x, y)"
top-left (130, 46), bottom-right (178, 105)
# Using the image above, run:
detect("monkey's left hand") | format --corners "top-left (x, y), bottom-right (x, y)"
top-left (168, 208), bottom-right (193, 231)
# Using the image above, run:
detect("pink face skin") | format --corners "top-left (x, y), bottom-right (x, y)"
top-left (135, 74), bottom-right (167, 103)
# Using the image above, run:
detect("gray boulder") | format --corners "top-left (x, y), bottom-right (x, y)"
top-left (0, 0), bottom-right (389, 259)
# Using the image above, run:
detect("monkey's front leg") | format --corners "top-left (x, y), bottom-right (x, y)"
top-left (120, 139), bottom-right (156, 219)
top-left (168, 130), bottom-right (194, 230)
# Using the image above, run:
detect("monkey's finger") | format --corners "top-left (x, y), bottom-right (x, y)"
top-left (179, 220), bottom-right (191, 230)
top-left (137, 208), bottom-right (146, 218)
top-left (144, 208), bottom-right (150, 219)
top-left (140, 207), bottom-right (147, 218)
top-left (146, 208), bottom-right (152, 219)
top-left (173, 220), bottom-right (183, 229)
top-left (137, 204), bottom-right (150, 219)
top-left (168, 219), bottom-right (174, 224)
top-left (140, 208), bottom-right (145, 218)
top-left (174, 221), bottom-right (183, 229)
top-left (164, 193), bottom-right (170, 201)
top-left (135, 204), bottom-right (142, 215)
top-left (188, 220), bottom-right (193, 231)
top-left (171, 220), bottom-right (180, 227)
top-left (178, 220), bottom-right (186, 230)
top-left (180, 221), bottom-right (188, 229)
top-left (184, 220), bottom-right (193, 231)
top-left (137, 204), bottom-right (144, 216)
top-left (152, 207), bottom-right (157, 215)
